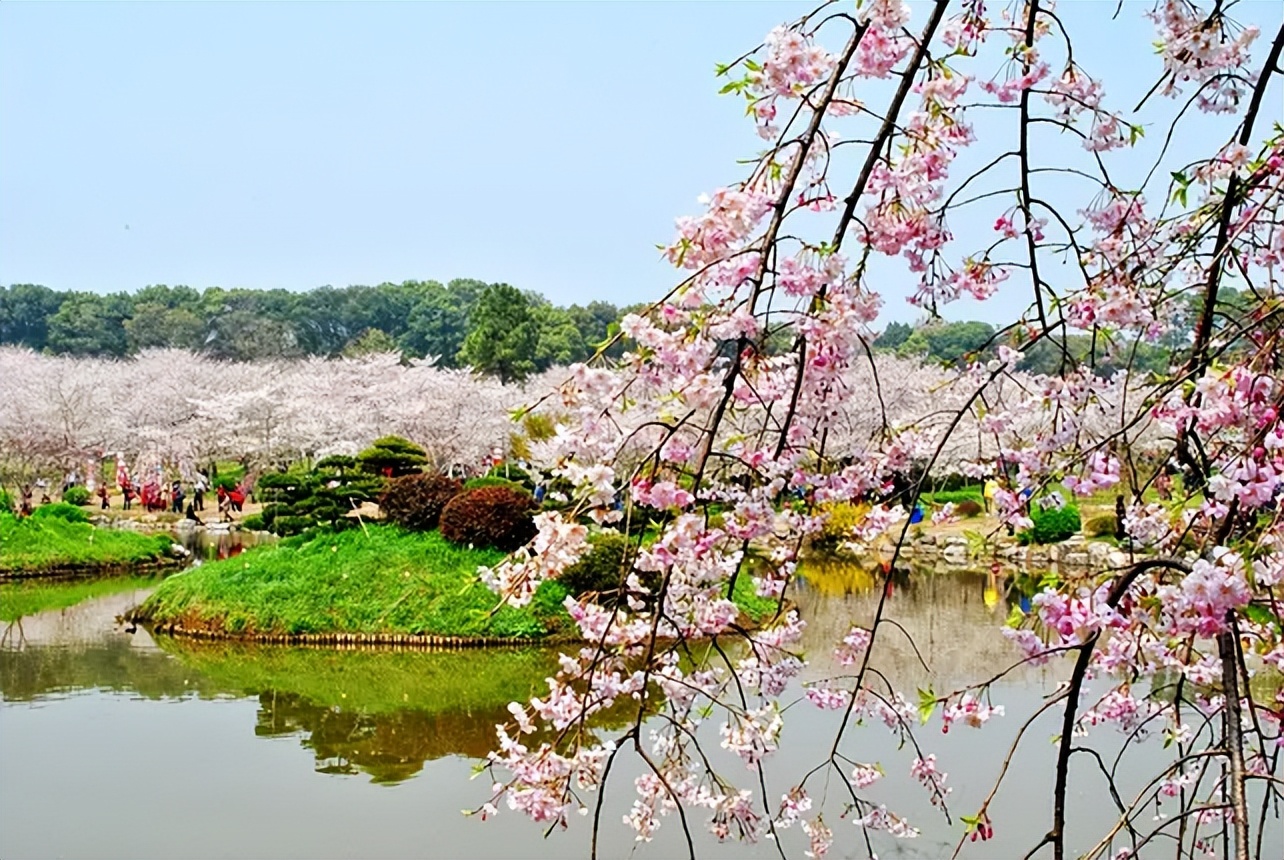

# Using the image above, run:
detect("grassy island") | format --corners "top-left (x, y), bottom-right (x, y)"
top-left (0, 510), bottom-right (176, 577)
top-left (131, 523), bottom-right (780, 644)
top-left (131, 525), bottom-right (573, 640)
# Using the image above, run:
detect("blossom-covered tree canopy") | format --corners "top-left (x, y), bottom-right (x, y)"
top-left (468, 2), bottom-right (1284, 859)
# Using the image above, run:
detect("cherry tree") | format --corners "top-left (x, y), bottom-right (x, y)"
top-left (474, 3), bottom-right (1284, 859)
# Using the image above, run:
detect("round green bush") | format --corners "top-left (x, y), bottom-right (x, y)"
top-left (486, 464), bottom-right (533, 489)
top-left (559, 531), bottom-right (630, 601)
top-left (32, 502), bottom-right (90, 523)
top-left (0, 488), bottom-right (12, 513)
top-left (62, 486), bottom-right (91, 506)
top-left (378, 473), bottom-right (463, 531)
top-left (954, 499), bottom-right (984, 518)
top-left (1019, 502), bottom-right (1081, 545)
top-left (439, 485), bottom-right (536, 552)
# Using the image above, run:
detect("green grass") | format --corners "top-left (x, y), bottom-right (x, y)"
top-left (0, 513), bottom-right (174, 573)
top-left (133, 525), bottom-right (569, 639)
top-left (922, 489), bottom-right (984, 505)
top-left (0, 574), bottom-right (162, 622)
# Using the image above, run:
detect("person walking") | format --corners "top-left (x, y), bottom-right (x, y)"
top-left (97, 484), bottom-right (110, 510)
top-left (193, 473), bottom-right (207, 512)
top-left (171, 481), bottom-right (185, 514)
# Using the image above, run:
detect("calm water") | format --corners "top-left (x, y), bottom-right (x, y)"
top-left (1, 558), bottom-right (1276, 859)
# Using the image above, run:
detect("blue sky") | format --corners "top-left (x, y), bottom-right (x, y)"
top-left (2, 1), bottom-right (1280, 324)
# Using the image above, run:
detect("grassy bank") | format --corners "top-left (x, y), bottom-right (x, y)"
top-left (0, 512), bottom-right (175, 575)
top-left (132, 525), bottom-right (570, 639)
top-left (132, 523), bottom-right (781, 641)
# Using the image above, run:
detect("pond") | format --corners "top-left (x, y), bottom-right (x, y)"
top-left (1, 558), bottom-right (1276, 859)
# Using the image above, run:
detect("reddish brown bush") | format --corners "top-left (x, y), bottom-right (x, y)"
top-left (439, 485), bottom-right (537, 551)
top-left (378, 474), bottom-right (463, 531)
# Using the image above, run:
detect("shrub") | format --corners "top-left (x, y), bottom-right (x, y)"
top-left (255, 460), bottom-right (382, 536)
top-left (62, 486), bottom-right (91, 506)
top-left (464, 476), bottom-right (527, 493)
top-left (240, 514), bottom-right (266, 531)
top-left (813, 502), bottom-right (870, 550)
top-left (439, 486), bottom-right (537, 551)
top-left (378, 474), bottom-right (463, 531)
top-left (559, 531), bottom-right (630, 601)
top-left (486, 463), bottom-right (533, 489)
top-left (357, 435), bottom-right (427, 477)
top-left (954, 499), bottom-right (984, 518)
top-left (32, 502), bottom-right (90, 523)
top-left (1083, 513), bottom-right (1118, 538)
top-left (0, 488), bottom-right (12, 513)
top-left (1019, 502), bottom-right (1082, 545)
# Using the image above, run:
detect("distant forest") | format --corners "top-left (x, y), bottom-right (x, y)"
top-left (0, 280), bottom-right (634, 382)
top-left (1, 280), bottom-right (1222, 381)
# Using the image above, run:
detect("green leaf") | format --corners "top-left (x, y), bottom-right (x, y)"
top-left (714, 62), bottom-right (731, 76)
top-left (917, 686), bottom-right (937, 725)
top-left (1243, 602), bottom-right (1282, 633)
top-left (744, 58), bottom-right (762, 72)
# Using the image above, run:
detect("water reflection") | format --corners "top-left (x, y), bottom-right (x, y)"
top-left (0, 586), bottom-right (568, 783)
top-left (5, 559), bottom-right (1277, 859)
top-left (174, 527), bottom-right (269, 563)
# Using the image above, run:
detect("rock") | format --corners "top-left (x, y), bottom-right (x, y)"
top-left (1063, 552), bottom-right (1090, 567)
top-left (1087, 542), bottom-right (1111, 568)
top-left (1107, 550), bottom-right (1129, 568)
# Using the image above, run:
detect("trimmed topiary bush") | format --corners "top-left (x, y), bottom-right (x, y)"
top-left (62, 486), bottom-right (91, 506)
top-left (255, 460), bottom-right (383, 536)
top-left (439, 485), bottom-right (537, 551)
top-left (32, 502), bottom-right (90, 523)
top-left (357, 435), bottom-right (427, 477)
top-left (1019, 502), bottom-right (1082, 545)
top-left (378, 474), bottom-right (463, 531)
top-left (954, 499), bottom-right (984, 518)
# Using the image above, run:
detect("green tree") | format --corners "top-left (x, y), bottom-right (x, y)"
top-left (124, 303), bottom-right (206, 352)
top-left (897, 320), bottom-right (996, 366)
top-left (875, 321), bottom-right (913, 350)
top-left (0, 284), bottom-right (66, 351)
top-left (533, 303), bottom-right (586, 369)
top-left (400, 282), bottom-right (474, 365)
top-left (341, 327), bottom-right (400, 358)
top-left (45, 292), bottom-right (132, 357)
top-left (458, 284), bottom-right (539, 383)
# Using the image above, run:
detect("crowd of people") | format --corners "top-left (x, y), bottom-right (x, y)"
top-left (9, 466), bottom-right (253, 524)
